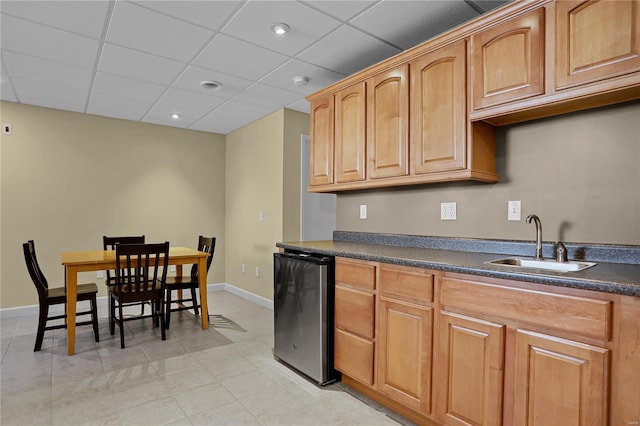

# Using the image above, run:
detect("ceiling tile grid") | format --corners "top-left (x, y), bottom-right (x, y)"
top-left (0, 0), bottom-right (510, 135)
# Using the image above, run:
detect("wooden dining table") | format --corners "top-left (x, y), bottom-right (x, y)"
top-left (61, 246), bottom-right (210, 355)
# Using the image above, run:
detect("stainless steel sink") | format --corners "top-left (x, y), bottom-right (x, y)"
top-left (485, 257), bottom-right (596, 272)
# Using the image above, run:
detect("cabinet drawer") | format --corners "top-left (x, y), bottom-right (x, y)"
top-left (379, 264), bottom-right (433, 304)
top-left (441, 277), bottom-right (611, 340)
top-left (335, 328), bottom-right (375, 386)
top-left (335, 285), bottom-right (375, 339)
top-left (336, 257), bottom-right (376, 290)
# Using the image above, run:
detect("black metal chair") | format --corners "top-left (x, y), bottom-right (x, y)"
top-left (108, 242), bottom-right (169, 349)
top-left (165, 236), bottom-right (215, 329)
top-left (23, 240), bottom-right (99, 352)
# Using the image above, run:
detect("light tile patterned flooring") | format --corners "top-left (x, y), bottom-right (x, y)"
top-left (1, 290), bottom-right (414, 426)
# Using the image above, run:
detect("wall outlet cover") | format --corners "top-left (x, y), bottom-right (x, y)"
top-left (441, 202), bottom-right (457, 220)
top-left (359, 204), bottom-right (367, 219)
top-left (508, 200), bottom-right (522, 221)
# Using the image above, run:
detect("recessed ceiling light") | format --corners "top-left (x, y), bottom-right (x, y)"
top-left (171, 113), bottom-right (180, 119)
top-left (293, 76), bottom-right (309, 87)
top-left (270, 22), bottom-right (290, 36)
top-left (200, 80), bottom-right (222, 90)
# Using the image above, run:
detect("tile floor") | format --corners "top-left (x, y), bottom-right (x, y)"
top-left (1, 290), bottom-right (414, 426)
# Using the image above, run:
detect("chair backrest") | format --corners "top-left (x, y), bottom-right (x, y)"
top-left (103, 235), bottom-right (145, 282)
top-left (190, 236), bottom-right (216, 281)
top-left (114, 242), bottom-right (169, 294)
top-left (23, 240), bottom-right (49, 299)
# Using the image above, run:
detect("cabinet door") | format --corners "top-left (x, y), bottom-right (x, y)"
top-left (410, 41), bottom-right (466, 175)
top-left (513, 329), bottom-right (609, 426)
top-left (335, 285), bottom-right (375, 339)
top-left (309, 96), bottom-right (334, 186)
top-left (556, 0), bottom-right (640, 89)
top-left (378, 299), bottom-right (433, 415)
top-left (438, 311), bottom-right (505, 426)
top-left (367, 65), bottom-right (409, 179)
top-left (471, 8), bottom-right (545, 110)
top-left (335, 328), bottom-right (375, 387)
top-left (335, 82), bottom-right (366, 183)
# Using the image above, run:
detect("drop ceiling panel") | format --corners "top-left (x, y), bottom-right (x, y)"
top-left (260, 59), bottom-right (346, 95)
top-left (2, 51), bottom-right (93, 89)
top-left (190, 100), bottom-right (273, 134)
top-left (0, 78), bottom-right (17, 102)
top-left (92, 72), bottom-right (166, 102)
top-left (0, 0), bottom-right (110, 39)
top-left (98, 43), bottom-right (185, 85)
top-left (194, 34), bottom-right (289, 80)
top-left (172, 65), bottom-right (253, 99)
top-left (286, 98), bottom-right (310, 114)
top-left (86, 91), bottom-right (154, 122)
top-left (132, 1), bottom-right (242, 31)
top-left (106, 2), bottom-right (214, 63)
top-left (351, 1), bottom-right (480, 50)
top-left (145, 88), bottom-right (225, 123)
top-left (222, 1), bottom-right (341, 56)
top-left (232, 83), bottom-right (301, 109)
top-left (302, 1), bottom-right (377, 21)
top-left (0, 15), bottom-right (99, 68)
top-left (298, 25), bottom-right (401, 75)
top-left (12, 78), bottom-right (88, 113)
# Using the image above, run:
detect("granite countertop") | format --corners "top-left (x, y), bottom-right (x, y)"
top-left (276, 233), bottom-right (640, 297)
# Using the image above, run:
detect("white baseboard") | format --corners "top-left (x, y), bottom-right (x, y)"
top-left (0, 282), bottom-right (272, 319)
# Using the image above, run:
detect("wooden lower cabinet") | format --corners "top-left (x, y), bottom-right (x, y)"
top-left (335, 328), bottom-right (375, 386)
top-left (513, 329), bottom-right (609, 426)
top-left (378, 298), bottom-right (433, 415)
top-left (438, 311), bottom-right (505, 426)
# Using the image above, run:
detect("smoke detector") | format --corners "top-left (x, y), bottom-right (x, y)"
top-left (293, 76), bottom-right (309, 87)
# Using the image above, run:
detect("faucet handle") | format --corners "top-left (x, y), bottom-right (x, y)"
top-left (556, 242), bottom-right (568, 263)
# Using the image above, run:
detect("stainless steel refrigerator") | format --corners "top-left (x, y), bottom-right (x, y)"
top-left (273, 252), bottom-right (339, 386)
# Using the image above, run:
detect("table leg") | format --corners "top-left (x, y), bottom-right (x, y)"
top-left (66, 265), bottom-right (78, 355)
top-left (176, 265), bottom-right (183, 302)
top-left (198, 257), bottom-right (209, 329)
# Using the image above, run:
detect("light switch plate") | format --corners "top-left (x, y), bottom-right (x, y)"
top-left (508, 200), bottom-right (521, 221)
top-left (359, 204), bottom-right (367, 219)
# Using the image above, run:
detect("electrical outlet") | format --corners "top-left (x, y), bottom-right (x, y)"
top-left (242, 263), bottom-right (246, 273)
top-left (97, 270), bottom-right (104, 279)
top-left (508, 200), bottom-right (521, 221)
top-left (441, 202), bottom-right (457, 220)
top-left (255, 267), bottom-right (260, 278)
top-left (359, 204), bottom-right (367, 219)
top-left (169, 265), bottom-right (176, 272)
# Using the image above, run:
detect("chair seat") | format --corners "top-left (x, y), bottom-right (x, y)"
top-left (47, 282), bottom-right (99, 303)
top-left (165, 276), bottom-right (197, 289)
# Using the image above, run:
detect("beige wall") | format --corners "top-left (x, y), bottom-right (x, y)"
top-left (0, 101), bottom-right (226, 309)
top-left (282, 108), bottom-right (310, 242)
top-left (225, 110), bottom-right (284, 300)
top-left (337, 101), bottom-right (640, 245)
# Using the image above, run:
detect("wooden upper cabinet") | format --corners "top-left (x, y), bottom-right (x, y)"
top-left (513, 329), bottom-right (609, 426)
top-left (555, 0), bottom-right (640, 90)
top-left (309, 96), bottom-right (334, 186)
top-left (335, 82), bottom-right (366, 183)
top-left (471, 8), bottom-right (545, 110)
top-left (367, 65), bottom-right (409, 179)
top-left (410, 41), bottom-right (466, 175)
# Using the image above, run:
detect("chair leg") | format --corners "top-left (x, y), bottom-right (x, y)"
top-left (90, 295), bottom-right (100, 342)
top-left (165, 289), bottom-right (172, 329)
top-left (118, 299), bottom-right (125, 349)
top-left (34, 301), bottom-right (48, 352)
top-left (158, 298), bottom-right (167, 341)
top-left (109, 294), bottom-right (115, 335)
top-left (190, 287), bottom-right (199, 316)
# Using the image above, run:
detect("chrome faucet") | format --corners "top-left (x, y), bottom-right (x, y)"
top-left (526, 214), bottom-right (543, 259)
